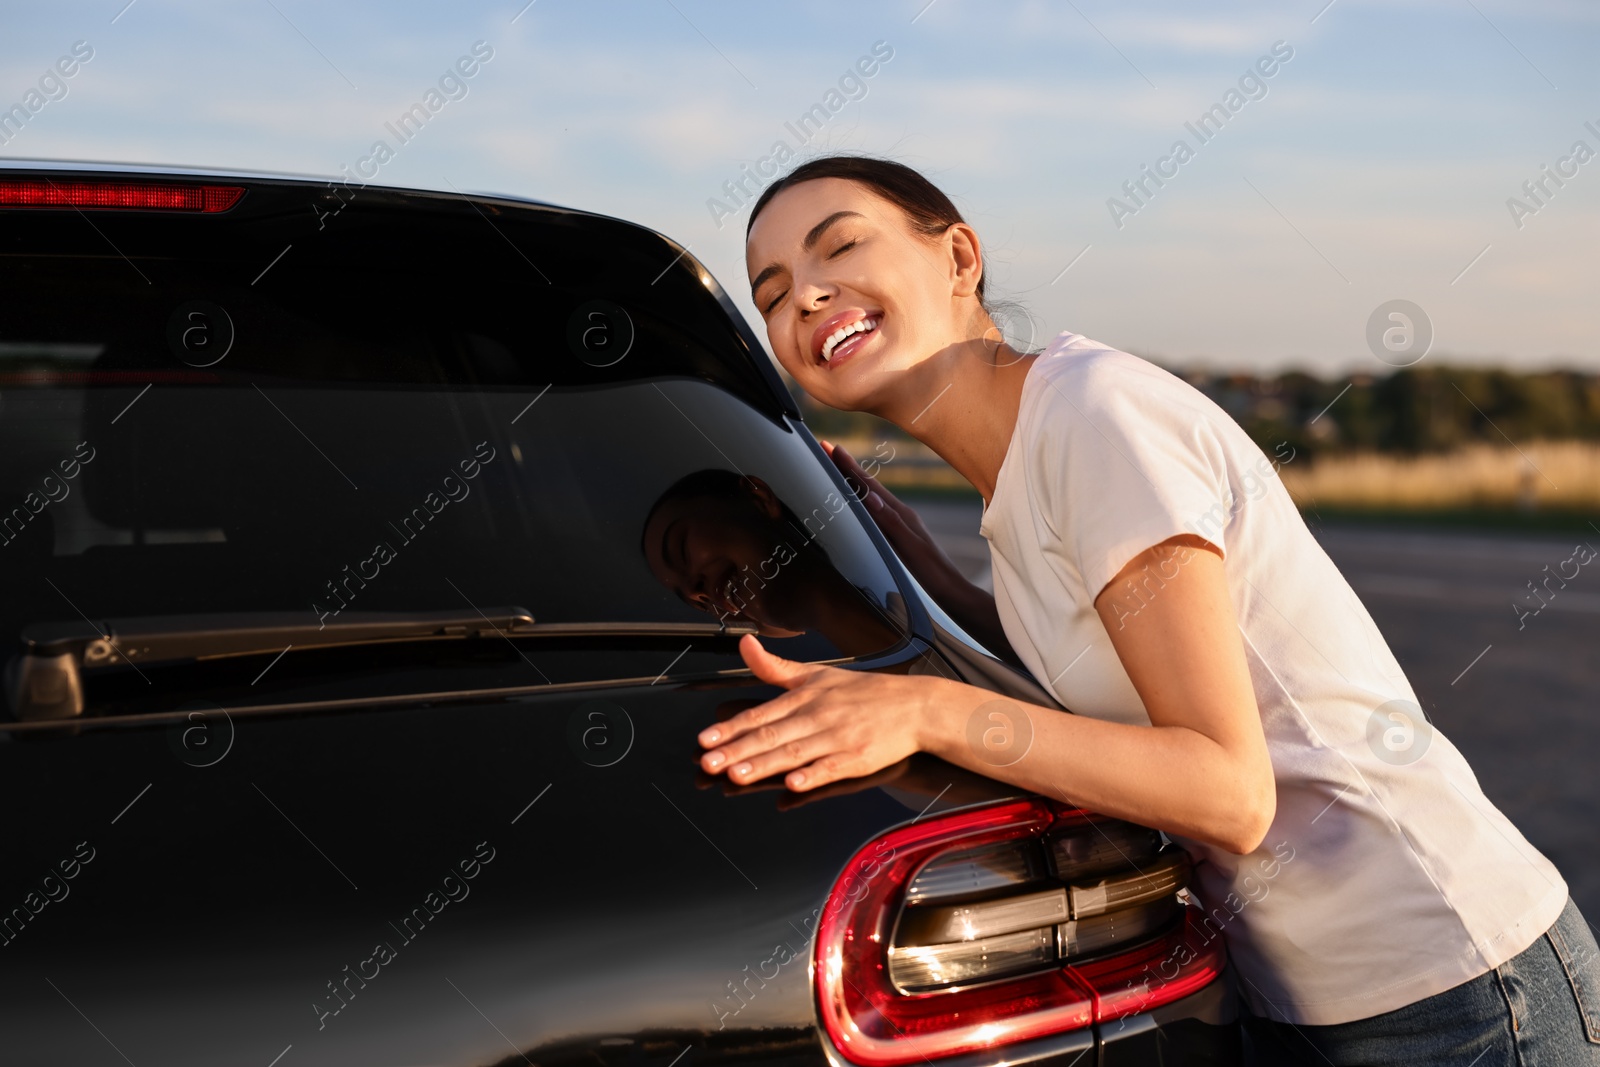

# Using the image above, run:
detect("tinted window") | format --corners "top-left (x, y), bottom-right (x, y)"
top-left (0, 184), bottom-right (910, 719)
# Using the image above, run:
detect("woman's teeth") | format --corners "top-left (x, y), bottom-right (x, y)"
top-left (821, 318), bottom-right (878, 362)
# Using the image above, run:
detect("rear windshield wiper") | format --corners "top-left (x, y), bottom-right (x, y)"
top-left (8, 609), bottom-right (758, 721)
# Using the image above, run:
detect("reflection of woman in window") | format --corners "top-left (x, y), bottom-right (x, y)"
top-left (700, 155), bottom-right (1600, 1066)
top-left (640, 467), bottom-right (902, 659)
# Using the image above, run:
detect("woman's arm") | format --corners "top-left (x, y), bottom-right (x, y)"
top-left (697, 535), bottom-right (1278, 855)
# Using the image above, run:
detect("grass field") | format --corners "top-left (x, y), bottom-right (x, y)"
top-left (1279, 441), bottom-right (1600, 512)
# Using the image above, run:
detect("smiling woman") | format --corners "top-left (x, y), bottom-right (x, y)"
top-left (711, 154), bottom-right (1600, 1067)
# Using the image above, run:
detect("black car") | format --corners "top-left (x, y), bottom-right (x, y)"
top-left (0, 163), bottom-right (1238, 1066)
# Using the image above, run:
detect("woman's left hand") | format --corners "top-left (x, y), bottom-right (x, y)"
top-left (698, 634), bottom-right (956, 791)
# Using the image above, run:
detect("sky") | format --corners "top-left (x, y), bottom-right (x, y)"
top-left (2, 0), bottom-right (1597, 376)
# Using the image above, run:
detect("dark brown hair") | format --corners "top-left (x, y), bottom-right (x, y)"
top-left (745, 154), bottom-right (986, 304)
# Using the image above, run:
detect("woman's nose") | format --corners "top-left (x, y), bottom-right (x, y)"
top-left (687, 571), bottom-right (715, 612)
top-left (796, 283), bottom-right (830, 316)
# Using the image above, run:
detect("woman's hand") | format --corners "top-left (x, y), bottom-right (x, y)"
top-left (698, 633), bottom-right (958, 791)
top-left (821, 439), bottom-right (1018, 661)
top-left (821, 440), bottom-right (969, 596)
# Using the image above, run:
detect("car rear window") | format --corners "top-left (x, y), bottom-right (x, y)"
top-left (0, 181), bottom-right (911, 719)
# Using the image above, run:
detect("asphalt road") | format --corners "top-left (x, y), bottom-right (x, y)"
top-left (907, 495), bottom-right (1600, 924)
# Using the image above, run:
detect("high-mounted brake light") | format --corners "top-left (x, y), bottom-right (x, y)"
top-left (814, 799), bottom-right (1224, 1066)
top-left (0, 180), bottom-right (245, 212)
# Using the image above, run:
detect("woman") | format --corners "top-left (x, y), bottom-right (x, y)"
top-left (697, 154), bottom-right (1600, 1065)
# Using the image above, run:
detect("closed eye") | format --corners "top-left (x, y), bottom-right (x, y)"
top-left (758, 237), bottom-right (857, 313)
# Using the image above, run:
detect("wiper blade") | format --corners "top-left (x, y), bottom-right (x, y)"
top-left (8, 609), bottom-right (757, 721)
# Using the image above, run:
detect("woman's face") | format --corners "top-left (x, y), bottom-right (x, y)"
top-left (745, 177), bottom-right (979, 412)
top-left (640, 480), bottom-right (805, 637)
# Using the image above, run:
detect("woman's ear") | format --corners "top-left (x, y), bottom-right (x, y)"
top-left (739, 474), bottom-right (784, 519)
top-left (947, 222), bottom-right (984, 299)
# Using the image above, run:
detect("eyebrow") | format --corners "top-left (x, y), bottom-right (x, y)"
top-left (748, 210), bottom-right (865, 298)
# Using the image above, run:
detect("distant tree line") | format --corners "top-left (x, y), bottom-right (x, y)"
top-left (791, 363), bottom-right (1600, 460)
top-left (1180, 364), bottom-right (1600, 458)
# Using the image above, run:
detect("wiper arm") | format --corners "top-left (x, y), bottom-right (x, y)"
top-left (8, 609), bottom-right (757, 721)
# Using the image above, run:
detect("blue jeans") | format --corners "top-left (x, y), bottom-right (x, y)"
top-left (1242, 896), bottom-right (1600, 1066)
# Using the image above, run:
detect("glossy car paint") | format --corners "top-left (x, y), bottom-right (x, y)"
top-left (0, 164), bottom-right (1237, 1066)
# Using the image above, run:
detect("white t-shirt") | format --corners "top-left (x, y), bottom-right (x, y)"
top-left (979, 331), bottom-right (1568, 1026)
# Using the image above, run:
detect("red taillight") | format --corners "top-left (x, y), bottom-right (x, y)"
top-left (0, 180), bottom-right (245, 212)
top-left (814, 798), bottom-right (1224, 1067)
top-left (1071, 910), bottom-right (1225, 1025)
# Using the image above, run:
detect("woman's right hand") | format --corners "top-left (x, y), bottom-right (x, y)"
top-left (821, 438), bottom-right (1019, 664)
top-left (821, 439), bottom-right (972, 604)
top-left (825, 441), bottom-right (947, 575)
